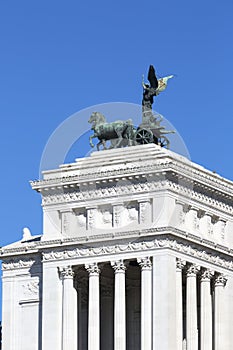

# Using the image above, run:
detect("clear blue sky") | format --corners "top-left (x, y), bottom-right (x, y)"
top-left (0, 0), bottom-right (233, 313)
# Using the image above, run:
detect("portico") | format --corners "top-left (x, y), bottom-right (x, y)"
top-left (41, 252), bottom-right (228, 350)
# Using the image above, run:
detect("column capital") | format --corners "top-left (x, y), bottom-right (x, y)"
top-left (137, 257), bottom-right (152, 270)
top-left (111, 259), bottom-right (126, 273)
top-left (85, 262), bottom-right (100, 276)
top-left (186, 264), bottom-right (201, 276)
top-left (59, 265), bottom-right (74, 279)
top-left (214, 273), bottom-right (227, 287)
top-left (176, 258), bottom-right (186, 271)
top-left (200, 268), bottom-right (214, 282)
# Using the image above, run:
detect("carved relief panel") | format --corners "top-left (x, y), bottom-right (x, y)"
top-left (174, 200), bottom-right (227, 242)
top-left (19, 278), bottom-right (40, 302)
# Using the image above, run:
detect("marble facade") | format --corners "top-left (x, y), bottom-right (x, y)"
top-left (1, 144), bottom-right (233, 350)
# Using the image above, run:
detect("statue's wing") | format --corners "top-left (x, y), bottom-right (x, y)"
top-left (147, 65), bottom-right (158, 89)
top-left (157, 75), bottom-right (174, 93)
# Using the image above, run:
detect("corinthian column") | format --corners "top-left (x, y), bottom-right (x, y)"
top-left (200, 269), bottom-right (214, 350)
top-left (111, 260), bottom-right (126, 350)
top-left (59, 266), bottom-right (77, 350)
top-left (186, 264), bottom-right (200, 350)
top-left (214, 274), bottom-right (227, 350)
top-left (137, 257), bottom-right (152, 350)
top-left (176, 259), bottom-right (186, 350)
top-left (85, 262), bottom-right (100, 350)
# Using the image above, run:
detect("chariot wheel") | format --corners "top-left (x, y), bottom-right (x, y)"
top-left (135, 128), bottom-right (154, 144)
top-left (158, 136), bottom-right (170, 149)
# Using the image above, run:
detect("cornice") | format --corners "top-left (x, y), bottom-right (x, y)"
top-left (30, 161), bottom-right (172, 189)
top-left (30, 154), bottom-right (233, 202)
top-left (39, 178), bottom-right (233, 215)
top-left (1, 227), bottom-right (233, 266)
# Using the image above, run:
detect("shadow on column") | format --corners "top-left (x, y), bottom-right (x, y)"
top-left (74, 266), bottom-right (88, 350)
top-left (100, 263), bottom-right (114, 350)
top-left (126, 260), bottom-right (141, 350)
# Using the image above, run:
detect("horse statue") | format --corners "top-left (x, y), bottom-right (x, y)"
top-left (88, 112), bottom-right (136, 150)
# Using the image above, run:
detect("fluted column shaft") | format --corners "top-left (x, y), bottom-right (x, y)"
top-left (214, 274), bottom-right (227, 350)
top-left (186, 264), bottom-right (200, 350)
top-left (200, 269), bottom-right (214, 350)
top-left (60, 266), bottom-right (77, 350)
top-left (137, 257), bottom-right (152, 350)
top-left (85, 262), bottom-right (100, 350)
top-left (111, 260), bottom-right (126, 350)
top-left (176, 259), bottom-right (186, 350)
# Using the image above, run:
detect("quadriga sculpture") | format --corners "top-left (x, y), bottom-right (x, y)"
top-left (88, 111), bottom-right (174, 151)
top-left (88, 65), bottom-right (175, 151)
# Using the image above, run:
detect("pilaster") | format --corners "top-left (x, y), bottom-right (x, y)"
top-left (214, 274), bottom-right (228, 350)
top-left (42, 263), bottom-right (62, 350)
top-left (152, 253), bottom-right (177, 350)
top-left (176, 259), bottom-right (186, 350)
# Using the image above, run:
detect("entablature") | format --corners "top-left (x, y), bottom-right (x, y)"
top-left (1, 227), bottom-right (233, 272)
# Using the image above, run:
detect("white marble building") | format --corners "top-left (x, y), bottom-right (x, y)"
top-left (1, 143), bottom-right (233, 350)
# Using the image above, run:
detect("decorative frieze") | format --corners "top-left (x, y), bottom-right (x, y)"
top-left (175, 201), bottom-right (227, 241)
top-left (73, 202), bottom-right (141, 230)
top-left (2, 257), bottom-right (39, 270)
top-left (42, 238), bottom-right (233, 271)
top-left (40, 179), bottom-right (233, 216)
